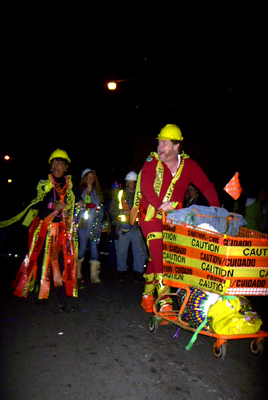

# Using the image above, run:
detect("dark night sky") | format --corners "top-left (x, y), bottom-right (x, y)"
top-left (1, 4), bottom-right (266, 210)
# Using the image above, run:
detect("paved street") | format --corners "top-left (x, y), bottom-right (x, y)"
top-left (1, 255), bottom-right (268, 400)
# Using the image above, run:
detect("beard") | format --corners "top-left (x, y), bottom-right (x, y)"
top-left (158, 148), bottom-right (174, 163)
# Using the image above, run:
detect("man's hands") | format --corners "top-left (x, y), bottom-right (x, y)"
top-left (50, 201), bottom-right (66, 212)
top-left (158, 201), bottom-right (174, 213)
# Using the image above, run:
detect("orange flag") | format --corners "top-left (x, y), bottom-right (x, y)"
top-left (224, 172), bottom-right (242, 200)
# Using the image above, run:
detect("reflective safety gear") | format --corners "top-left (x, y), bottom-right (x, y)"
top-left (117, 189), bottom-right (130, 223)
top-left (131, 152), bottom-right (188, 224)
top-left (143, 273), bottom-right (155, 295)
top-left (156, 124), bottom-right (183, 141)
top-left (48, 149), bottom-right (71, 164)
top-left (118, 190), bottom-right (124, 209)
top-left (155, 273), bottom-right (170, 296)
top-left (124, 171), bottom-right (138, 181)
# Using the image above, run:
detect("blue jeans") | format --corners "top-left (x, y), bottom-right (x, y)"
top-left (78, 228), bottom-right (99, 261)
top-left (115, 228), bottom-right (147, 273)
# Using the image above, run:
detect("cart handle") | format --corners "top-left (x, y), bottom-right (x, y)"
top-left (160, 209), bottom-right (166, 223)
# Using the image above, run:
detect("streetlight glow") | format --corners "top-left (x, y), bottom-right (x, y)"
top-left (108, 82), bottom-right (117, 90)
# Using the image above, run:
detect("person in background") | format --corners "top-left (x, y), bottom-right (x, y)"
top-left (234, 186), bottom-right (263, 232)
top-left (183, 183), bottom-right (209, 208)
top-left (109, 172), bottom-right (147, 282)
top-left (259, 187), bottom-right (268, 233)
top-left (78, 169), bottom-right (104, 283)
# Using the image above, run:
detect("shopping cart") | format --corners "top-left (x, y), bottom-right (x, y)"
top-left (148, 209), bottom-right (268, 359)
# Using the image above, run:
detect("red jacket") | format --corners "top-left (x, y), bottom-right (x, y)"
top-left (140, 154), bottom-right (219, 215)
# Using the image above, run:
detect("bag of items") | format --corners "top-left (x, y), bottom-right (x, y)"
top-left (207, 296), bottom-right (262, 335)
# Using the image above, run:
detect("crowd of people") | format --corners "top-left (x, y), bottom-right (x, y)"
top-left (0, 124), bottom-right (267, 314)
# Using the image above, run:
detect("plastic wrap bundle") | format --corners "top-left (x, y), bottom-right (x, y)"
top-left (167, 205), bottom-right (247, 236)
top-left (207, 296), bottom-right (263, 335)
top-left (178, 288), bottom-right (219, 331)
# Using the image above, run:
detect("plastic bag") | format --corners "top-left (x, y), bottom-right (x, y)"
top-left (168, 205), bottom-right (246, 235)
top-left (207, 296), bottom-right (262, 335)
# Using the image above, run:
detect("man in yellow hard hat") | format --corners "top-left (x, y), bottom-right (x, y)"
top-left (0, 149), bottom-right (81, 312)
top-left (132, 124), bottom-right (219, 314)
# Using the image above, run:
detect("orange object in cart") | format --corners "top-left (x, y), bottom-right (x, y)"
top-left (162, 217), bottom-right (268, 296)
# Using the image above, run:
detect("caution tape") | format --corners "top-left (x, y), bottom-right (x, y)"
top-left (163, 231), bottom-right (268, 258)
top-left (162, 222), bottom-right (268, 296)
top-left (163, 251), bottom-right (268, 279)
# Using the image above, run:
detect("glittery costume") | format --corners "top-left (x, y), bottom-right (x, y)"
top-left (1, 173), bottom-right (80, 300)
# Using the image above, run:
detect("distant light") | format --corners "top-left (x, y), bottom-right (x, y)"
top-left (108, 82), bottom-right (117, 90)
top-left (8, 179), bottom-right (12, 183)
top-left (4, 155), bottom-right (11, 160)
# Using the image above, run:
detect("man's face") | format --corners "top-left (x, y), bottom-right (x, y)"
top-left (157, 140), bottom-right (180, 163)
top-left (126, 180), bottom-right (136, 193)
top-left (51, 158), bottom-right (68, 178)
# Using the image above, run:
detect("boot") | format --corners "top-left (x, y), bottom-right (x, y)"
top-left (155, 273), bottom-right (176, 320)
top-left (141, 295), bottom-right (155, 313)
top-left (141, 273), bottom-right (155, 313)
top-left (90, 260), bottom-right (101, 283)
top-left (77, 258), bottom-right (84, 279)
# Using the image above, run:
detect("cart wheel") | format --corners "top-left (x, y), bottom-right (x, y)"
top-left (212, 342), bottom-right (227, 359)
top-left (148, 317), bottom-right (159, 333)
top-left (250, 339), bottom-right (264, 356)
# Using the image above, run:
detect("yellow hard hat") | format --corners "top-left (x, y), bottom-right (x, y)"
top-left (156, 124), bottom-right (183, 141)
top-left (48, 149), bottom-right (71, 164)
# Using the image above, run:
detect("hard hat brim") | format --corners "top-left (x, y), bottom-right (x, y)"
top-left (156, 136), bottom-right (183, 141)
top-left (49, 156), bottom-right (71, 164)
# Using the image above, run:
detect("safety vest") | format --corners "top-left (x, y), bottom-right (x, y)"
top-left (117, 189), bottom-right (130, 223)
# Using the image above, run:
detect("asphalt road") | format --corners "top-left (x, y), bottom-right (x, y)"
top-left (1, 254), bottom-right (268, 400)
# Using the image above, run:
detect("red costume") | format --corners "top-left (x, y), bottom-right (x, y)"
top-left (140, 156), bottom-right (219, 214)
top-left (139, 151), bottom-right (219, 312)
